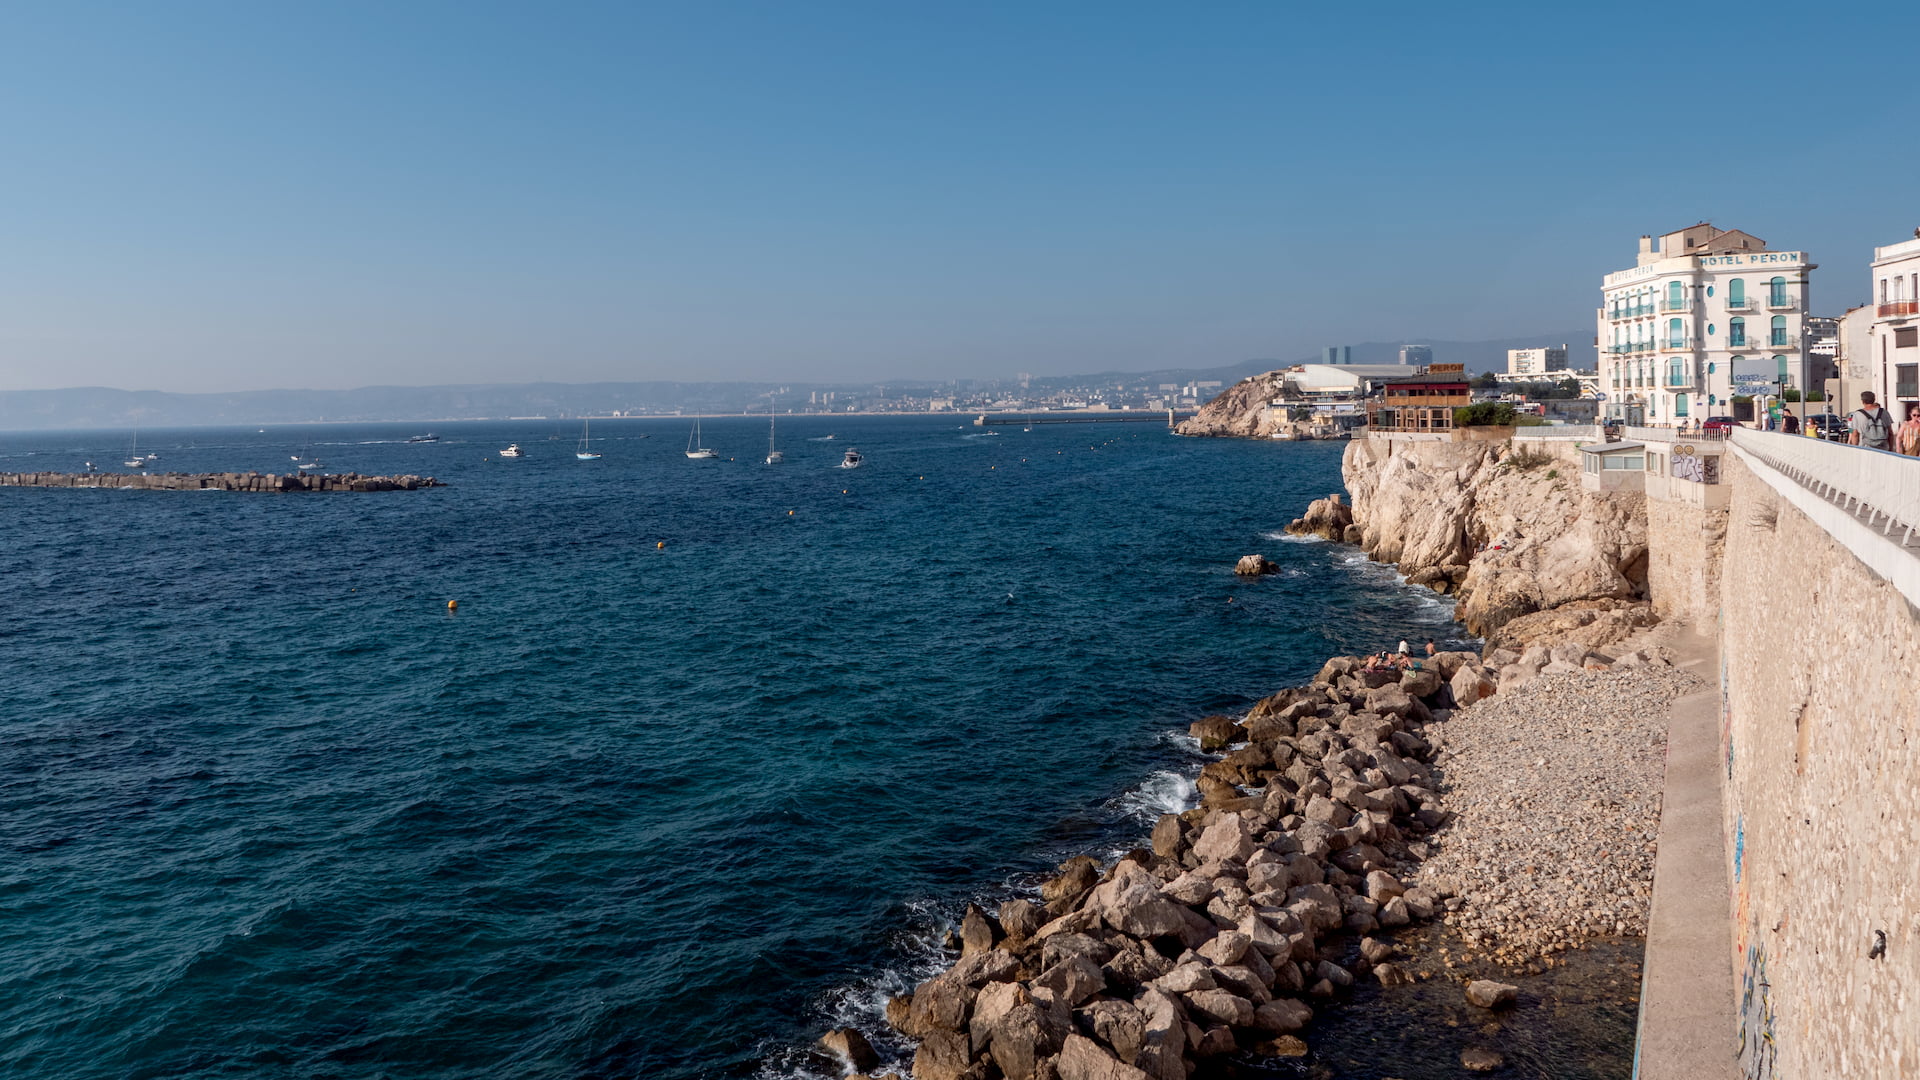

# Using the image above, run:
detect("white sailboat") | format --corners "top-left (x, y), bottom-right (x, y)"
top-left (123, 429), bottom-right (145, 468)
top-left (575, 419), bottom-right (602, 460)
top-left (685, 416), bottom-right (717, 459)
top-left (765, 405), bottom-right (783, 465)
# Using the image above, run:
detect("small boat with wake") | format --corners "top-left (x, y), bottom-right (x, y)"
top-left (407, 433), bottom-right (440, 443)
top-left (839, 447), bottom-right (863, 469)
top-left (499, 444), bottom-right (524, 458)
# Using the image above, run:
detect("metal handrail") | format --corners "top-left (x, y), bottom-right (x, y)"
top-left (1766, 295), bottom-right (1798, 311)
top-left (1662, 299), bottom-right (1694, 312)
top-left (1724, 297), bottom-right (1753, 311)
top-left (1732, 428), bottom-right (1920, 548)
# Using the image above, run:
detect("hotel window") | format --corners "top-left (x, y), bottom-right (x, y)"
top-left (1706, 286), bottom-right (1715, 298)
top-left (1896, 327), bottom-right (1918, 348)
top-left (1774, 356), bottom-right (1788, 381)
top-left (1882, 279), bottom-right (1890, 304)
top-left (1668, 358), bottom-right (1683, 384)
top-left (1728, 278), bottom-right (1745, 306)
top-left (1667, 281), bottom-right (1685, 308)
top-left (1770, 316), bottom-right (1787, 347)
top-left (1729, 317), bottom-right (1745, 346)
top-left (1769, 276), bottom-right (1788, 307)
top-left (1898, 364), bottom-right (1918, 398)
top-left (1668, 318), bottom-right (1685, 347)
top-left (1708, 362), bottom-right (1716, 374)
top-left (1675, 394), bottom-right (1689, 417)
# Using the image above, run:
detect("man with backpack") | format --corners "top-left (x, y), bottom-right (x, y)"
top-left (1851, 391), bottom-right (1896, 450)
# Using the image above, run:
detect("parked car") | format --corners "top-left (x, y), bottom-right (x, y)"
top-left (1805, 413), bottom-right (1849, 441)
top-left (1701, 416), bottom-right (1739, 434)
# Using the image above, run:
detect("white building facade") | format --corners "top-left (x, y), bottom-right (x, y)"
top-left (1506, 345), bottom-right (1568, 377)
top-left (1868, 234), bottom-right (1920, 416)
top-left (1597, 223), bottom-right (1813, 425)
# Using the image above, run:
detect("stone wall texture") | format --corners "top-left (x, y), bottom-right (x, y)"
top-left (1645, 497), bottom-right (1727, 626)
top-left (1719, 452), bottom-right (1920, 1079)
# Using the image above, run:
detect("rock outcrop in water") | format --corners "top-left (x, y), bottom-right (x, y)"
top-left (1283, 494), bottom-right (1354, 542)
top-left (1340, 438), bottom-right (1649, 639)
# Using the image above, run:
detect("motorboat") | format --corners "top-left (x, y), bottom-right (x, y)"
top-left (839, 447), bottom-right (863, 469)
top-left (500, 444), bottom-right (524, 458)
top-left (407, 433), bottom-right (439, 443)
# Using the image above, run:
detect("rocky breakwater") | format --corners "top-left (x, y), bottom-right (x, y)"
top-left (840, 654), bottom-right (1488, 1080)
top-left (0, 471), bottom-right (444, 492)
top-left (1341, 437), bottom-right (1650, 647)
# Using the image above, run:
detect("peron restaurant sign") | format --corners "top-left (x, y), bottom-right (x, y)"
top-left (1428, 363), bottom-right (1465, 373)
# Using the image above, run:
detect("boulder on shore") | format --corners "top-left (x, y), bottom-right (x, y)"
top-left (1234, 554), bottom-right (1279, 576)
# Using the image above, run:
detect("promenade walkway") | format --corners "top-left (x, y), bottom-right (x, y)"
top-left (1632, 626), bottom-right (1735, 1080)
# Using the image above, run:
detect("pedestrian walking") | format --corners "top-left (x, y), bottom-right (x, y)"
top-left (1850, 391), bottom-right (1897, 451)
top-left (1899, 403), bottom-right (1920, 457)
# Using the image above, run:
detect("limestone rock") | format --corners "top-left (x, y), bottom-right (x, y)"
top-left (1192, 814), bottom-right (1256, 864)
top-left (1081, 999), bottom-right (1147, 1065)
top-left (960, 903), bottom-right (996, 957)
top-left (1189, 714), bottom-right (1239, 751)
top-left (1461, 1047), bottom-right (1506, 1072)
top-left (819, 1027), bottom-right (881, 1072)
top-left (912, 1030), bottom-right (972, 1080)
top-left (1057, 1033), bottom-right (1151, 1080)
top-left (1252, 997), bottom-right (1312, 1034)
top-left (999, 898), bottom-right (1046, 945)
top-left (1465, 979), bottom-right (1519, 1009)
top-left (1033, 954), bottom-right (1106, 1007)
top-left (1234, 554), bottom-right (1279, 576)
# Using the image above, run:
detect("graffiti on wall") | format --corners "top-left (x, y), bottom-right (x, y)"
top-left (1736, 940), bottom-right (1777, 1079)
top-left (1671, 449), bottom-right (1721, 484)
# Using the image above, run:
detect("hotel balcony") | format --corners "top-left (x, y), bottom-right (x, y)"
top-left (1660, 340), bottom-right (1694, 352)
top-left (1766, 295), bottom-right (1798, 311)
top-left (1766, 335), bottom-right (1800, 351)
top-left (1664, 373), bottom-right (1694, 389)
top-left (1877, 300), bottom-right (1920, 318)
top-left (1724, 297), bottom-right (1753, 311)
top-left (1661, 298), bottom-right (1693, 313)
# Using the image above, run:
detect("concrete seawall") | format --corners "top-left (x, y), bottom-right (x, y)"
top-left (0, 471), bottom-right (443, 492)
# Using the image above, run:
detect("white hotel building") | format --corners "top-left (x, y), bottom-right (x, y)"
top-left (1868, 233), bottom-right (1920, 414)
top-left (1597, 223), bottom-right (1812, 425)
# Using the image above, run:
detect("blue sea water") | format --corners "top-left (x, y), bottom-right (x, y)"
top-left (0, 417), bottom-right (1469, 1080)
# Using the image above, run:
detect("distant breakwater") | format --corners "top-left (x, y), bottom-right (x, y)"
top-left (0, 470), bottom-right (443, 492)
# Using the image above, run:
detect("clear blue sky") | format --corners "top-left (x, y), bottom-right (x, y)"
top-left (3, 1), bottom-right (1915, 392)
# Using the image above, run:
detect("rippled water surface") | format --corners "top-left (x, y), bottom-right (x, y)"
top-left (0, 418), bottom-right (1472, 1079)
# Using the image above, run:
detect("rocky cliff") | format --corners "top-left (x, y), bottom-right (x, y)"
top-left (1342, 437), bottom-right (1649, 645)
top-left (1174, 371), bottom-right (1290, 437)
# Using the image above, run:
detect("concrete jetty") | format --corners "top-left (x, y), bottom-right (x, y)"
top-left (0, 470), bottom-right (444, 492)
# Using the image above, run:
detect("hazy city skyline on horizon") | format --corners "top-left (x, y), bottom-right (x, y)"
top-left (4, 3), bottom-right (1915, 395)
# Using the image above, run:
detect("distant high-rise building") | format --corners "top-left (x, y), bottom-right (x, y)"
top-left (1507, 345), bottom-right (1570, 378)
top-left (1398, 345), bottom-right (1432, 366)
top-left (1323, 346), bottom-right (1353, 365)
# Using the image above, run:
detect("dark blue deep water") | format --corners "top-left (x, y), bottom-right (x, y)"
top-left (0, 417), bottom-right (1469, 1080)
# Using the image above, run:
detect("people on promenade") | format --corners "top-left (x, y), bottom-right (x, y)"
top-left (1850, 391), bottom-right (1896, 451)
top-left (1782, 411), bottom-right (1800, 435)
top-left (1899, 404), bottom-right (1920, 457)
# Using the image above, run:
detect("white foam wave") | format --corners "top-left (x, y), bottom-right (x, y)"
top-left (1106, 768), bottom-right (1198, 824)
top-left (1263, 530), bottom-right (1325, 543)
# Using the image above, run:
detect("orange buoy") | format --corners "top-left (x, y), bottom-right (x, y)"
top-left (446, 599), bottom-right (458, 611)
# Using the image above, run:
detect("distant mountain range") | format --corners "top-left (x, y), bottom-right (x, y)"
top-left (0, 332), bottom-right (1591, 430)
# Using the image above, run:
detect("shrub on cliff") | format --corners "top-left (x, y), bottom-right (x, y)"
top-left (1454, 402), bottom-right (1518, 427)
